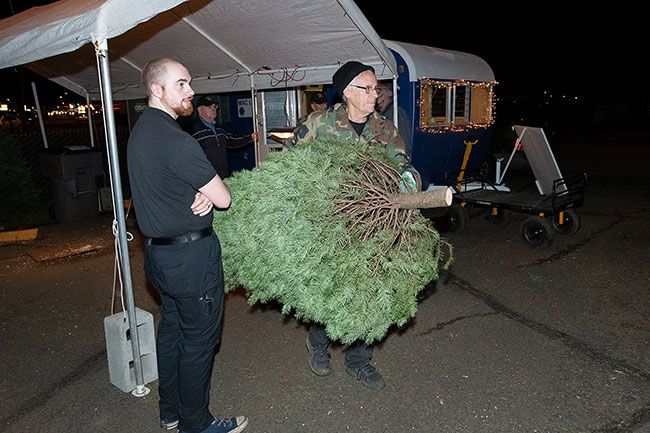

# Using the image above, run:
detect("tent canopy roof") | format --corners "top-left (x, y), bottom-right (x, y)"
top-left (384, 39), bottom-right (494, 83)
top-left (0, 0), bottom-right (397, 100)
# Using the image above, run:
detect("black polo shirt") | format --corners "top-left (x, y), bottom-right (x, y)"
top-left (127, 107), bottom-right (217, 238)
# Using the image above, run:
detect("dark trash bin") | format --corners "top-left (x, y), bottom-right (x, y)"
top-left (38, 146), bottom-right (103, 222)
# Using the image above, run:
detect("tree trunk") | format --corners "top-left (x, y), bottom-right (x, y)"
top-left (388, 186), bottom-right (452, 209)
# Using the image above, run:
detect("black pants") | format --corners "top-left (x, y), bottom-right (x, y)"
top-left (145, 234), bottom-right (224, 433)
top-left (308, 324), bottom-right (373, 369)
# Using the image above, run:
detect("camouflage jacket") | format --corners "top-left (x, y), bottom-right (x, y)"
top-left (289, 102), bottom-right (410, 165)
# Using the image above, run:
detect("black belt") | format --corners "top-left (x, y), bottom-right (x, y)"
top-left (150, 227), bottom-right (213, 245)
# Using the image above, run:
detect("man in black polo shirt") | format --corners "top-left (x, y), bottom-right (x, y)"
top-left (127, 57), bottom-right (248, 433)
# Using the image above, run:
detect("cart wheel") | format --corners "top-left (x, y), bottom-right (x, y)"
top-left (521, 216), bottom-right (554, 248)
top-left (552, 209), bottom-right (580, 235)
top-left (447, 204), bottom-right (469, 233)
top-left (487, 208), bottom-right (510, 226)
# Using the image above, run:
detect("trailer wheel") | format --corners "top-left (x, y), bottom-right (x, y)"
top-left (552, 209), bottom-right (580, 235)
top-left (447, 204), bottom-right (469, 233)
top-left (487, 208), bottom-right (510, 226)
top-left (521, 216), bottom-right (554, 248)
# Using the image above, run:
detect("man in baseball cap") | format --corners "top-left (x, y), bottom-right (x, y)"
top-left (309, 91), bottom-right (329, 112)
top-left (376, 82), bottom-right (413, 153)
top-left (190, 95), bottom-right (257, 179)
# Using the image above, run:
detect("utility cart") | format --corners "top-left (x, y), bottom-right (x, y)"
top-left (445, 125), bottom-right (587, 248)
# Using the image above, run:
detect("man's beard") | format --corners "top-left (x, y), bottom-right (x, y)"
top-left (172, 102), bottom-right (194, 117)
top-left (161, 91), bottom-right (193, 117)
top-left (173, 99), bottom-right (193, 117)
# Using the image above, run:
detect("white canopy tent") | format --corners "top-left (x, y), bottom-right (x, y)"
top-left (0, 0), bottom-right (397, 98)
top-left (0, 0), bottom-right (396, 396)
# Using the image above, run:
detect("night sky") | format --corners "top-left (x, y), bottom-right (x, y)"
top-left (354, 1), bottom-right (649, 106)
top-left (1, 1), bottom-right (648, 112)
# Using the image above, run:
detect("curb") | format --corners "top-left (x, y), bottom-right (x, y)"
top-left (0, 228), bottom-right (39, 244)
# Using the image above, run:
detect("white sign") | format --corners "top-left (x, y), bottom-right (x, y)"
top-left (237, 98), bottom-right (253, 118)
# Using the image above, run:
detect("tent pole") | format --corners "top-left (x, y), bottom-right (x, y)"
top-left (392, 77), bottom-right (398, 131)
top-left (31, 81), bottom-right (48, 149)
top-left (95, 39), bottom-right (150, 397)
top-left (86, 92), bottom-right (95, 148)
top-left (250, 78), bottom-right (259, 167)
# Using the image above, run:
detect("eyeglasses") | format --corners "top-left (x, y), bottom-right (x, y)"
top-left (349, 84), bottom-right (380, 94)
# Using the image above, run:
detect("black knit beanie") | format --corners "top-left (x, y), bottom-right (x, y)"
top-left (332, 61), bottom-right (375, 97)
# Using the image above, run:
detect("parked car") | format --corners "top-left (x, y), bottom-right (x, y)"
top-left (0, 112), bottom-right (23, 132)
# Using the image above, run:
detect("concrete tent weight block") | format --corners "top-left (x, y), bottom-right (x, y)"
top-left (104, 308), bottom-right (157, 393)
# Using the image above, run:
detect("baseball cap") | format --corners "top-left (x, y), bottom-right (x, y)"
top-left (196, 95), bottom-right (217, 107)
top-left (310, 91), bottom-right (327, 105)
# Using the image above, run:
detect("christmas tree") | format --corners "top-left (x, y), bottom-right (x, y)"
top-left (214, 139), bottom-right (451, 344)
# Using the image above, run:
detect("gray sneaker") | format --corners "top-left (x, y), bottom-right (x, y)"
top-left (345, 364), bottom-right (385, 390)
top-left (306, 335), bottom-right (331, 376)
top-left (160, 419), bottom-right (178, 430)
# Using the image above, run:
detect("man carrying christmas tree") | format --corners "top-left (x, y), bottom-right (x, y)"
top-left (289, 60), bottom-right (421, 390)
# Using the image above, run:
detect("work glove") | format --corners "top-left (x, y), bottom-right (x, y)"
top-left (399, 167), bottom-right (422, 192)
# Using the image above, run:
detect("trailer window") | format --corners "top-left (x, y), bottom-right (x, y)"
top-left (420, 81), bottom-right (450, 126)
top-left (430, 86), bottom-right (448, 123)
top-left (420, 79), bottom-right (496, 131)
top-left (453, 85), bottom-right (468, 124)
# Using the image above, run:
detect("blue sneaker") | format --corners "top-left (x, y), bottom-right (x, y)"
top-left (180, 416), bottom-right (248, 433)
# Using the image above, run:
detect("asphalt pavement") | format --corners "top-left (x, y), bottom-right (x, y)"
top-left (0, 132), bottom-right (648, 433)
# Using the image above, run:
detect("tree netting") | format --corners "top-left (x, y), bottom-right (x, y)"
top-left (213, 139), bottom-right (450, 344)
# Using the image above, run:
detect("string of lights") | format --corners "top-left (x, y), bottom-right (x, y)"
top-left (418, 78), bottom-right (498, 133)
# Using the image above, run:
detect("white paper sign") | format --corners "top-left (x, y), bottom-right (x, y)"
top-left (237, 98), bottom-right (253, 118)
